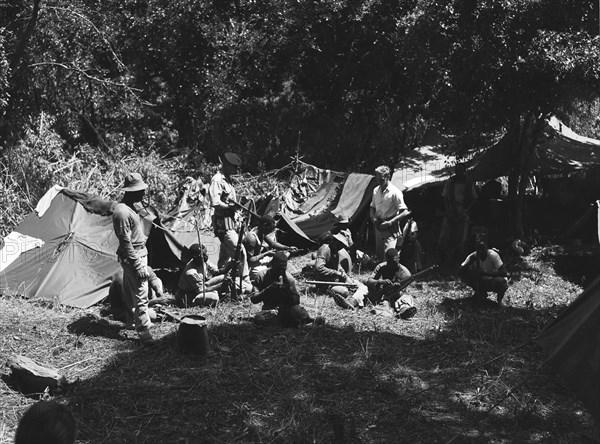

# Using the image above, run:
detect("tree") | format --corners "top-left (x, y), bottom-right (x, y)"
top-left (424, 0), bottom-right (600, 236)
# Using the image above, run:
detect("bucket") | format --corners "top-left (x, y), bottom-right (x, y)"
top-left (177, 315), bottom-right (210, 356)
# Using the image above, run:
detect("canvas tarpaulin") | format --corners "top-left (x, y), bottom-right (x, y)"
top-left (280, 161), bottom-right (341, 215)
top-left (469, 117), bottom-right (600, 181)
top-left (0, 191), bottom-right (121, 308)
top-left (534, 276), bottom-right (600, 422)
top-left (0, 188), bottom-right (217, 308)
top-left (391, 146), bottom-right (457, 191)
top-left (282, 173), bottom-right (375, 241)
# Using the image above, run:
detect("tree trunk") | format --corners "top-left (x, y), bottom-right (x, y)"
top-left (507, 113), bottom-right (545, 238)
top-left (9, 0), bottom-right (42, 77)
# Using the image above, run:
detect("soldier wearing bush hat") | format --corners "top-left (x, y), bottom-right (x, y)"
top-left (208, 151), bottom-right (251, 293)
top-left (112, 171), bottom-right (154, 346)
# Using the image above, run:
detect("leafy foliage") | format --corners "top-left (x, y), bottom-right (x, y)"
top-left (1, 0), bottom-right (599, 235)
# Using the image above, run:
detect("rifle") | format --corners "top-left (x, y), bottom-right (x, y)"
top-left (221, 192), bottom-right (261, 220)
top-left (194, 208), bottom-right (206, 304)
top-left (228, 199), bottom-right (254, 301)
top-left (229, 222), bottom-right (246, 301)
top-left (374, 265), bottom-right (437, 303)
top-left (305, 280), bottom-right (361, 287)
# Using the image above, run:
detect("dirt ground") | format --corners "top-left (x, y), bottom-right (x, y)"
top-left (1, 246), bottom-right (599, 443)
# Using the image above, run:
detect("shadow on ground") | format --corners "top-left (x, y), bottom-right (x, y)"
top-left (55, 293), bottom-right (599, 444)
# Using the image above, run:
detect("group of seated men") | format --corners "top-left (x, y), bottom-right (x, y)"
top-left (173, 214), bottom-right (321, 327)
top-left (108, 212), bottom-right (509, 329)
top-left (309, 207), bottom-right (509, 311)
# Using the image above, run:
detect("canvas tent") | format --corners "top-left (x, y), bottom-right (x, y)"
top-left (391, 145), bottom-right (457, 192)
top-left (534, 276), bottom-right (600, 422)
top-left (0, 187), bottom-right (218, 308)
top-left (469, 116), bottom-right (600, 181)
top-left (276, 146), bottom-right (456, 245)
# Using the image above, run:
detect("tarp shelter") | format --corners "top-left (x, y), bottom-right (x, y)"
top-left (534, 276), bottom-right (600, 422)
top-left (469, 117), bottom-right (600, 181)
top-left (277, 148), bottom-right (456, 245)
top-left (0, 187), bottom-right (218, 308)
top-left (391, 145), bottom-right (457, 192)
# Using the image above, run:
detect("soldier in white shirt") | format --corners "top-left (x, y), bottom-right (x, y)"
top-left (370, 165), bottom-right (411, 262)
top-left (459, 241), bottom-right (509, 305)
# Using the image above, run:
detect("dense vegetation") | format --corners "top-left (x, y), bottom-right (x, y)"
top-left (1, 0), bottom-right (599, 233)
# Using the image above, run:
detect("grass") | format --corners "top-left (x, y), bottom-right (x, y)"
top-left (1, 246), bottom-right (599, 443)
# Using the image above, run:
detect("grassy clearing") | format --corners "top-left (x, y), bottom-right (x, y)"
top-left (0, 247), bottom-right (598, 443)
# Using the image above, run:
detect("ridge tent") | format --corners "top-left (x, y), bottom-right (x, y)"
top-left (0, 187), bottom-right (217, 308)
top-left (469, 116), bottom-right (600, 181)
top-left (281, 172), bottom-right (376, 242)
top-left (534, 276), bottom-right (600, 423)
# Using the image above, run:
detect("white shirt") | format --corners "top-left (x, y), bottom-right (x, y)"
top-left (371, 182), bottom-right (407, 220)
top-left (209, 171), bottom-right (236, 208)
top-left (461, 249), bottom-right (503, 274)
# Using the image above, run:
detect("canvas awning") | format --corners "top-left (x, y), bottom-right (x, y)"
top-left (469, 117), bottom-right (600, 181)
top-left (392, 145), bottom-right (457, 191)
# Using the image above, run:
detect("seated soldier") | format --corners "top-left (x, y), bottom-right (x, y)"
top-left (313, 232), bottom-right (353, 298)
top-left (332, 214), bottom-right (354, 248)
top-left (344, 248), bottom-right (417, 319)
top-left (260, 215), bottom-right (299, 254)
top-left (459, 241), bottom-right (509, 305)
top-left (176, 243), bottom-right (233, 307)
top-left (243, 215), bottom-right (290, 281)
top-left (108, 267), bottom-right (163, 325)
top-left (250, 252), bottom-right (314, 327)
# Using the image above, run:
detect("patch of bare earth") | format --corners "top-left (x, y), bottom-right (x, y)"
top-left (1, 247), bottom-right (598, 443)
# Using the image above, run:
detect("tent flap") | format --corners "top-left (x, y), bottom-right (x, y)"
top-left (534, 276), bottom-right (600, 422)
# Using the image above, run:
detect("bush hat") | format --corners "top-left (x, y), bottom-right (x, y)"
top-left (223, 152), bottom-right (242, 166)
top-left (332, 233), bottom-right (349, 248)
top-left (121, 173), bottom-right (148, 192)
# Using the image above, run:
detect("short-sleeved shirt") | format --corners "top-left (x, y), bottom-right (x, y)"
top-left (461, 249), bottom-right (503, 274)
top-left (178, 259), bottom-right (220, 296)
top-left (253, 268), bottom-right (300, 307)
top-left (373, 262), bottom-right (411, 282)
top-left (209, 171), bottom-right (237, 231)
top-left (112, 203), bottom-right (148, 264)
top-left (209, 172), bottom-right (236, 215)
top-left (371, 182), bottom-right (407, 221)
top-left (314, 244), bottom-right (342, 280)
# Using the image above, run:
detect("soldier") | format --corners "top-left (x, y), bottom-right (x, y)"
top-left (208, 152), bottom-right (251, 296)
top-left (250, 252), bottom-right (314, 327)
top-left (112, 172), bottom-right (155, 346)
top-left (370, 165), bottom-right (411, 262)
top-left (459, 241), bottom-right (509, 305)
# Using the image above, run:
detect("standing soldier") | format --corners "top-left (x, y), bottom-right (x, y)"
top-left (208, 152), bottom-right (252, 296)
top-left (112, 172), bottom-right (154, 346)
top-left (209, 152), bottom-right (243, 267)
top-left (370, 165), bottom-right (411, 262)
top-left (438, 163), bottom-right (478, 269)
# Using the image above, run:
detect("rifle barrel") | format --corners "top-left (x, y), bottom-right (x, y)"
top-left (305, 280), bottom-right (359, 287)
